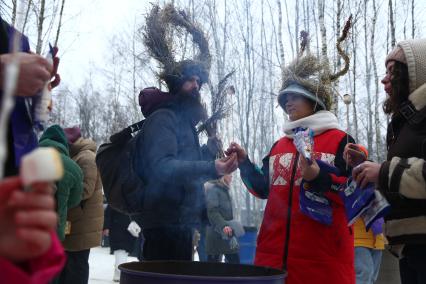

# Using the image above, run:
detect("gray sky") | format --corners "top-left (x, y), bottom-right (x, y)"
top-left (6, 0), bottom-right (426, 92)
top-left (55, 0), bottom-right (146, 88)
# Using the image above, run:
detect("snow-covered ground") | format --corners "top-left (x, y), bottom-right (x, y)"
top-left (88, 246), bottom-right (200, 283)
top-left (88, 246), bottom-right (138, 284)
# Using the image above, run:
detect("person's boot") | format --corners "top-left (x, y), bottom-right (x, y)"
top-left (113, 249), bottom-right (128, 282)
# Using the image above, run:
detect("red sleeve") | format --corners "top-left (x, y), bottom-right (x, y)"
top-left (1, 231), bottom-right (65, 284)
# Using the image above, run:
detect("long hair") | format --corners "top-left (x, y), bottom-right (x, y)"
top-left (383, 61), bottom-right (410, 115)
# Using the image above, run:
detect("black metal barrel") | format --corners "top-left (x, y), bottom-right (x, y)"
top-left (119, 261), bottom-right (286, 284)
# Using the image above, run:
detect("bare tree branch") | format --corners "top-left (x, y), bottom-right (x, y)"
top-left (54, 0), bottom-right (65, 47)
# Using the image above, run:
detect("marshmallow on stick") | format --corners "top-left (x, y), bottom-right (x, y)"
top-left (20, 147), bottom-right (64, 187)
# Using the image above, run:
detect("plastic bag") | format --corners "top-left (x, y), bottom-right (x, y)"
top-left (293, 127), bottom-right (314, 164)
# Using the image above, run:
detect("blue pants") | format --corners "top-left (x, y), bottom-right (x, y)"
top-left (355, 247), bottom-right (383, 284)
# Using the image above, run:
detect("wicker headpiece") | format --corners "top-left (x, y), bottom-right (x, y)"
top-left (278, 16), bottom-right (352, 111)
top-left (143, 3), bottom-right (211, 93)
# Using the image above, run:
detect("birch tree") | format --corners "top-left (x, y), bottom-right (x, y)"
top-left (370, 0), bottom-right (382, 161)
top-left (34, 0), bottom-right (45, 54)
top-left (363, 0), bottom-right (373, 154)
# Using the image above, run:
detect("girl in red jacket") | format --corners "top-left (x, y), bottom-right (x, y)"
top-left (227, 53), bottom-right (355, 284)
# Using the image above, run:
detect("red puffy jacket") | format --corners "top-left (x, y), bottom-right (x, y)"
top-left (240, 129), bottom-right (355, 284)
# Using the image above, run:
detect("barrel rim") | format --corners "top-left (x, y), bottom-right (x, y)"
top-left (119, 261), bottom-right (287, 281)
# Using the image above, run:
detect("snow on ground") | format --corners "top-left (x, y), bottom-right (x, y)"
top-left (88, 246), bottom-right (138, 284)
top-left (88, 246), bottom-right (200, 283)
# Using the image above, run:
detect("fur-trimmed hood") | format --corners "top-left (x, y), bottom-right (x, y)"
top-left (408, 83), bottom-right (426, 111)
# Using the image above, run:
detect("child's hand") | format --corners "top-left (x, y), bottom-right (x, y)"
top-left (223, 226), bottom-right (233, 237)
top-left (300, 155), bottom-right (320, 181)
top-left (343, 143), bottom-right (367, 167)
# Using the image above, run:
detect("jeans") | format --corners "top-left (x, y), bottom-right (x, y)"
top-left (355, 247), bottom-right (382, 284)
top-left (399, 245), bottom-right (426, 284)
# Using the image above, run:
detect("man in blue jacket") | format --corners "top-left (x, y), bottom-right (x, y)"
top-left (135, 4), bottom-right (237, 261)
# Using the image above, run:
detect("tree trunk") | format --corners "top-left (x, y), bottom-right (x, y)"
top-left (283, 0), bottom-right (295, 59)
top-left (54, 0), bottom-right (65, 47)
top-left (11, 0), bottom-right (17, 26)
top-left (318, 0), bottom-right (328, 60)
top-left (363, 0), bottom-right (373, 154)
top-left (330, 0), bottom-right (342, 115)
top-left (370, 0), bottom-right (382, 161)
top-left (277, 0), bottom-right (285, 77)
top-left (236, 0), bottom-right (256, 226)
top-left (295, 0), bottom-right (299, 56)
top-left (351, 24), bottom-right (359, 142)
top-left (304, 0), bottom-right (311, 52)
top-left (35, 0), bottom-right (46, 54)
top-left (311, 2), bottom-right (320, 58)
top-left (22, 0), bottom-right (32, 33)
top-left (411, 0), bottom-right (415, 38)
top-left (389, 0), bottom-right (396, 48)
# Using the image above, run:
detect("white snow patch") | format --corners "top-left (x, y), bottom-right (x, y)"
top-left (89, 246), bottom-right (138, 284)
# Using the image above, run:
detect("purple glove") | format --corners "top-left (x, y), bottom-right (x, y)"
top-left (370, 218), bottom-right (384, 236)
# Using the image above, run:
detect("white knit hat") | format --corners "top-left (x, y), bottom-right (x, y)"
top-left (385, 46), bottom-right (407, 66)
top-left (396, 38), bottom-right (426, 93)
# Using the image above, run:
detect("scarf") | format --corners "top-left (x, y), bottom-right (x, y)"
top-left (283, 110), bottom-right (341, 138)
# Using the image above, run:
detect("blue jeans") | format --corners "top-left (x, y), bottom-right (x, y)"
top-left (355, 247), bottom-right (383, 284)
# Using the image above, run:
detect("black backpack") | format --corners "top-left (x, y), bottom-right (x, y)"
top-left (96, 87), bottom-right (175, 214)
top-left (96, 86), bottom-right (186, 214)
top-left (96, 121), bottom-right (146, 215)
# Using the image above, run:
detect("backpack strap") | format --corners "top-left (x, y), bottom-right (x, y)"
top-left (129, 120), bottom-right (145, 135)
top-left (110, 120), bottom-right (145, 143)
top-left (399, 101), bottom-right (426, 125)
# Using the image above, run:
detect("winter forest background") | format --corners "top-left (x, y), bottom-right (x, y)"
top-left (1, 0), bottom-right (426, 226)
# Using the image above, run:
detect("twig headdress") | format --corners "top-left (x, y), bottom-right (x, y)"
top-left (278, 15), bottom-right (352, 111)
top-left (143, 3), bottom-right (211, 93)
